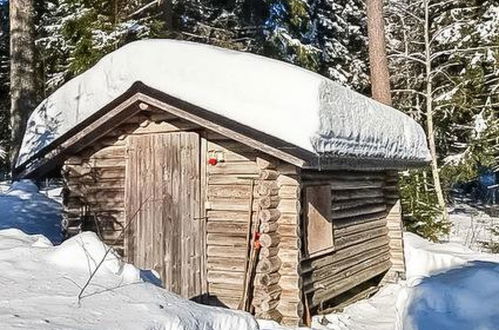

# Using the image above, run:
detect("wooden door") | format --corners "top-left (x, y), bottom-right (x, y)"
top-left (125, 132), bottom-right (204, 299)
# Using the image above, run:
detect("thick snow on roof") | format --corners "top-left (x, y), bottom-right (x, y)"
top-left (18, 39), bottom-right (431, 167)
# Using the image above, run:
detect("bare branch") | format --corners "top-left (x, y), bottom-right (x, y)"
top-left (392, 89), bottom-right (427, 97)
top-left (430, 46), bottom-right (499, 62)
top-left (77, 195), bottom-right (153, 303)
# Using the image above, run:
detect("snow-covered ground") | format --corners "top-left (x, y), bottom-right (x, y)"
top-left (315, 233), bottom-right (499, 330)
top-left (0, 181), bottom-right (258, 330)
top-left (2, 180), bottom-right (499, 330)
top-left (448, 203), bottom-right (499, 252)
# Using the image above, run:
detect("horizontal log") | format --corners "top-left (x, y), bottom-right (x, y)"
top-left (208, 162), bottom-right (259, 175)
top-left (276, 175), bottom-right (300, 187)
top-left (207, 234), bottom-right (246, 246)
top-left (279, 275), bottom-right (301, 290)
top-left (207, 210), bottom-right (251, 222)
top-left (206, 199), bottom-right (259, 212)
top-left (303, 246), bottom-right (390, 286)
top-left (278, 185), bottom-right (300, 199)
top-left (277, 199), bottom-right (301, 214)
top-left (301, 235), bottom-right (389, 272)
top-left (278, 224), bottom-right (299, 237)
top-left (309, 260), bottom-right (391, 308)
top-left (305, 252), bottom-right (391, 295)
top-left (332, 204), bottom-right (387, 220)
top-left (207, 185), bottom-right (254, 199)
top-left (302, 171), bottom-right (385, 181)
top-left (280, 288), bottom-right (302, 304)
top-left (334, 218), bottom-right (387, 238)
top-left (331, 188), bottom-right (384, 201)
top-left (208, 175), bottom-right (259, 185)
top-left (278, 300), bottom-right (303, 319)
top-left (207, 140), bottom-right (257, 155)
top-left (335, 226), bottom-right (389, 250)
top-left (207, 222), bottom-right (248, 234)
top-left (207, 257), bottom-right (245, 272)
top-left (333, 211), bottom-right (387, 229)
top-left (331, 198), bottom-right (386, 211)
top-left (207, 245), bottom-right (247, 258)
top-left (278, 213), bottom-right (299, 225)
top-left (208, 270), bottom-right (244, 285)
top-left (279, 237), bottom-right (300, 250)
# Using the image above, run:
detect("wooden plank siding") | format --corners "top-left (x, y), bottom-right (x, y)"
top-left (62, 112), bottom-right (205, 255)
top-left (125, 133), bottom-right (203, 298)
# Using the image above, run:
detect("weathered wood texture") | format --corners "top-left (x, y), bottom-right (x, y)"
top-left (301, 170), bottom-right (394, 311)
top-left (252, 157), bottom-right (282, 322)
top-left (61, 107), bottom-right (405, 327)
top-left (275, 164), bottom-right (303, 327)
top-left (62, 113), bottom-right (203, 255)
top-left (205, 135), bottom-right (261, 309)
top-left (383, 172), bottom-right (406, 281)
top-left (125, 132), bottom-right (203, 298)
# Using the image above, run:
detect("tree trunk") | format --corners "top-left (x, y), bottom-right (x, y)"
top-left (158, 0), bottom-right (173, 31)
top-left (423, 0), bottom-right (448, 222)
top-left (366, 0), bottom-right (392, 106)
top-left (9, 0), bottom-right (37, 169)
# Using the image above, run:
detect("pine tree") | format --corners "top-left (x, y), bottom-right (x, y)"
top-left (366, 0), bottom-right (391, 104)
top-left (309, 0), bottom-right (369, 91)
top-left (10, 0), bottom-right (37, 167)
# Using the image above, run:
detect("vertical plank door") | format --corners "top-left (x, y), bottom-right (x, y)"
top-left (125, 132), bottom-right (204, 299)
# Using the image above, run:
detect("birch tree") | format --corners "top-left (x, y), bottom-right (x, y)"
top-left (387, 0), bottom-right (499, 234)
top-left (9, 0), bottom-right (36, 167)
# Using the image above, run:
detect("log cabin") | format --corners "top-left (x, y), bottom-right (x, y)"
top-left (14, 40), bottom-right (431, 326)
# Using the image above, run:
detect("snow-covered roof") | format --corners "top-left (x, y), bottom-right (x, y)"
top-left (17, 39), bottom-right (431, 170)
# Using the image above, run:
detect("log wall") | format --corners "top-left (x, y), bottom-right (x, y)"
top-left (204, 134), bottom-right (261, 309)
top-left (275, 164), bottom-right (304, 326)
top-left (300, 170), bottom-right (394, 312)
top-left (384, 171), bottom-right (406, 280)
top-left (62, 106), bottom-right (406, 327)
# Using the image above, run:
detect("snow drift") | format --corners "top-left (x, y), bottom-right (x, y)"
top-left (0, 182), bottom-right (258, 330)
top-left (0, 180), bottom-right (63, 244)
top-left (17, 39), bottom-right (430, 168)
top-left (317, 232), bottom-right (499, 330)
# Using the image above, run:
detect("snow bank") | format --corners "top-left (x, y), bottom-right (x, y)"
top-left (0, 181), bottom-right (258, 330)
top-left (404, 232), bottom-right (499, 280)
top-left (0, 180), bottom-right (63, 244)
top-left (18, 39), bottom-right (430, 168)
top-left (317, 232), bottom-right (499, 330)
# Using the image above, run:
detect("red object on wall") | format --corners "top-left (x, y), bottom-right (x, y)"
top-left (208, 158), bottom-right (218, 166)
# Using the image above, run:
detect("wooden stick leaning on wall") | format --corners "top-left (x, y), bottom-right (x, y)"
top-left (239, 178), bottom-right (259, 312)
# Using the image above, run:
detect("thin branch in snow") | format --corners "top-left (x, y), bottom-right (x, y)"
top-left (77, 195), bottom-right (153, 303)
